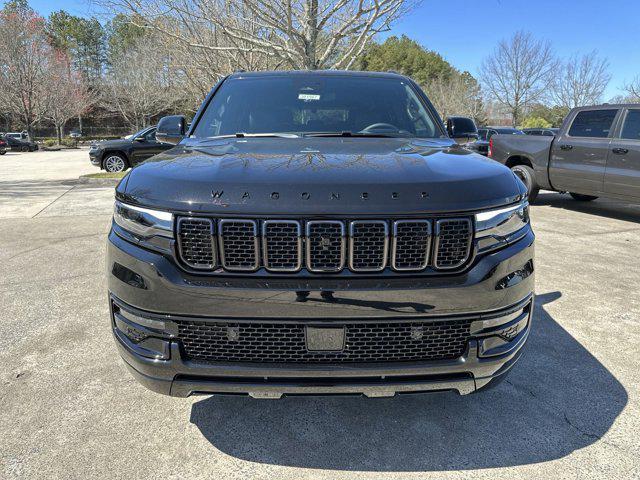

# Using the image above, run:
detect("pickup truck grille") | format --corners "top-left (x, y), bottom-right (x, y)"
top-left (176, 217), bottom-right (473, 273)
top-left (176, 318), bottom-right (472, 363)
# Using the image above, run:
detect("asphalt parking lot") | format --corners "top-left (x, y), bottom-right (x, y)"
top-left (1, 149), bottom-right (639, 479)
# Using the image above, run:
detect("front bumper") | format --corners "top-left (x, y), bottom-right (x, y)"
top-left (89, 150), bottom-right (102, 166)
top-left (108, 228), bottom-right (535, 397)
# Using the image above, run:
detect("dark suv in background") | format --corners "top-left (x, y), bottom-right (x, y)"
top-left (108, 71), bottom-right (534, 398)
top-left (89, 126), bottom-right (173, 172)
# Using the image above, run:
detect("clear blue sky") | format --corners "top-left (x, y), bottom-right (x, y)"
top-left (28, 0), bottom-right (639, 99)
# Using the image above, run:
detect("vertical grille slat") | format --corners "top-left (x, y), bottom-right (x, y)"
top-left (176, 217), bottom-right (216, 269)
top-left (306, 221), bottom-right (345, 272)
top-left (349, 221), bottom-right (388, 272)
top-left (391, 220), bottom-right (431, 271)
top-left (262, 220), bottom-right (302, 272)
top-left (219, 219), bottom-right (259, 271)
top-left (434, 218), bottom-right (473, 269)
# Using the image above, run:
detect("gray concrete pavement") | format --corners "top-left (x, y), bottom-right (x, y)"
top-left (0, 150), bottom-right (639, 479)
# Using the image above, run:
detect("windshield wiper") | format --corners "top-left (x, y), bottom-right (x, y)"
top-left (203, 132), bottom-right (300, 140)
top-left (303, 131), bottom-right (412, 138)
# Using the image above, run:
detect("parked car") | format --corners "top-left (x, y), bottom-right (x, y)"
top-left (5, 131), bottom-right (31, 142)
top-left (108, 70), bottom-right (534, 398)
top-left (467, 127), bottom-right (525, 156)
top-left (489, 104), bottom-right (640, 203)
top-left (69, 130), bottom-right (82, 139)
top-left (89, 126), bottom-right (173, 172)
top-left (522, 128), bottom-right (559, 137)
top-left (0, 137), bottom-right (7, 155)
top-left (4, 135), bottom-right (38, 152)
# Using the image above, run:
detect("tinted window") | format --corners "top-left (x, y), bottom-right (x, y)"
top-left (495, 128), bottom-right (524, 135)
top-left (542, 130), bottom-right (554, 136)
top-left (194, 75), bottom-right (440, 138)
top-left (620, 110), bottom-right (640, 140)
top-left (143, 128), bottom-right (157, 142)
top-left (568, 109), bottom-right (617, 138)
top-left (525, 130), bottom-right (541, 136)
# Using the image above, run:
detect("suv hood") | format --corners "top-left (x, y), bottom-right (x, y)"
top-left (119, 137), bottom-right (524, 215)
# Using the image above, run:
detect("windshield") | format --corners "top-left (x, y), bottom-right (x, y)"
top-left (192, 75), bottom-right (441, 138)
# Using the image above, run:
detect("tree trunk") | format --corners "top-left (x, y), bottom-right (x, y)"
top-left (78, 114), bottom-right (83, 134)
top-left (303, 0), bottom-right (319, 69)
top-left (57, 125), bottom-right (63, 145)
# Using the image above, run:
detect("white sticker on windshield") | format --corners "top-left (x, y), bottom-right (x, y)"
top-left (298, 93), bottom-right (320, 101)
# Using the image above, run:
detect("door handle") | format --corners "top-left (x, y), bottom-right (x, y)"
top-left (559, 144), bottom-right (573, 150)
top-left (612, 148), bottom-right (629, 155)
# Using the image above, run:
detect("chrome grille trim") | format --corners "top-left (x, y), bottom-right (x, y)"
top-left (348, 220), bottom-right (389, 272)
top-left (218, 219), bottom-right (260, 271)
top-left (262, 220), bottom-right (303, 272)
top-left (391, 220), bottom-right (432, 271)
top-left (176, 217), bottom-right (216, 269)
top-left (305, 220), bottom-right (346, 273)
top-left (433, 218), bottom-right (473, 270)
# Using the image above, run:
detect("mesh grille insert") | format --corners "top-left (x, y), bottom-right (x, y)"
top-left (435, 218), bottom-right (472, 269)
top-left (262, 221), bottom-right (302, 272)
top-left (176, 218), bottom-right (215, 269)
top-left (350, 221), bottom-right (388, 271)
top-left (392, 220), bottom-right (431, 270)
top-left (219, 220), bottom-right (259, 271)
top-left (177, 319), bottom-right (471, 363)
top-left (306, 221), bottom-right (345, 272)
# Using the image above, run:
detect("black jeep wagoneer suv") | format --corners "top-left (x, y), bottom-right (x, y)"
top-left (108, 71), bottom-right (534, 398)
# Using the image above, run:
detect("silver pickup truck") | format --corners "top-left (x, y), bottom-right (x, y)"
top-left (489, 104), bottom-right (640, 203)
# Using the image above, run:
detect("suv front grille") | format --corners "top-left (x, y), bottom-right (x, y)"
top-left (219, 219), bottom-right (259, 271)
top-left (176, 218), bottom-right (216, 269)
top-left (176, 318), bottom-right (472, 363)
top-left (434, 219), bottom-right (473, 269)
top-left (176, 217), bottom-right (473, 273)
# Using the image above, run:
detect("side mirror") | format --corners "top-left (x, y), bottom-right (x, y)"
top-left (133, 136), bottom-right (145, 142)
top-left (447, 117), bottom-right (479, 144)
top-left (156, 115), bottom-right (187, 145)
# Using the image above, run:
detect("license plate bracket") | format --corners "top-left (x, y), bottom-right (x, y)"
top-left (305, 326), bottom-right (345, 352)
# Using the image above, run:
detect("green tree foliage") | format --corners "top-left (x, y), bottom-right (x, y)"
top-left (105, 13), bottom-right (146, 61)
top-left (526, 104), bottom-right (570, 127)
top-left (521, 116), bottom-right (552, 129)
top-left (358, 35), bottom-right (455, 85)
top-left (47, 11), bottom-right (105, 83)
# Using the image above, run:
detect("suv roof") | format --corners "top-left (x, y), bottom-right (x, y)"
top-left (228, 70), bottom-right (408, 80)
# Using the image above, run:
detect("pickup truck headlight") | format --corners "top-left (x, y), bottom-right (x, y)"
top-left (113, 201), bottom-right (174, 252)
top-left (475, 201), bottom-right (529, 252)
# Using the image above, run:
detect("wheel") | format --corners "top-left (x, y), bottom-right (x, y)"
top-left (21, 145), bottom-right (29, 152)
top-left (569, 192), bottom-right (598, 202)
top-left (510, 164), bottom-right (539, 203)
top-left (103, 154), bottom-right (128, 173)
top-left (0, 150), bottom-right (6, 155)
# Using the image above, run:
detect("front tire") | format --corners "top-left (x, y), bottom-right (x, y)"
top-left (511, 164), bottom-right (539, 203)
top-left (21, 145), bottom-right (29, 152)
top-left (103, 154), bottom-right (128, 173)
top-left (569, 192), bottom-right (598, 202)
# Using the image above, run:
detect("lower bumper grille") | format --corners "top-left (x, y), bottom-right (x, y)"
top-left (176, 319), bottom-right (472, 364)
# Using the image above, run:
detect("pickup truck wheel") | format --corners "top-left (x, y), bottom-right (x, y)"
top-left (103, 154), bottom-right (128, 173)
top-left (511, 164), bottom-right (539, 203)
top-left (569, 192), bottom-right (598, 202)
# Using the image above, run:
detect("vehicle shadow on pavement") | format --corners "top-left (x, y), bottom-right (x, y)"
top-left (189, 291), bottom-right (627, 471)
top-left (536, 192), bottom-right (640, 223)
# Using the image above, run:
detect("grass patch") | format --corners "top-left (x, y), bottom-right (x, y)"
top-left (81, 172), bottom-right (127, 179)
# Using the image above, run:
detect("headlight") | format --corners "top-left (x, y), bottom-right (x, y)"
top-left (113, 201), bottom-right (173, 251)
top-left (475, 201), bottom-right (529, 252)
